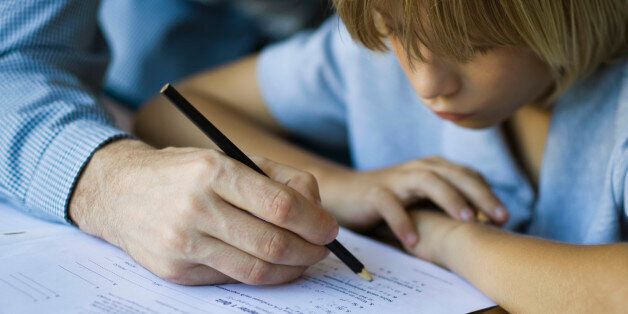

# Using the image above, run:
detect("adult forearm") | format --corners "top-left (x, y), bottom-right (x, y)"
top-left (442, 224), bottom-right (628, 313)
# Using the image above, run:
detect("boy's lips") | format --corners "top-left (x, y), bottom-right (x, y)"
top-left (433, 110), bottom-right (475, 121)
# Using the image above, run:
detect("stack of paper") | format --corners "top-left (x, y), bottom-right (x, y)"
top-left (0, 200), bottom-right (494, 313)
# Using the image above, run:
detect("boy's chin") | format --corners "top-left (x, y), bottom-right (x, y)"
top-left (450, 118), bottom-right (498, 129)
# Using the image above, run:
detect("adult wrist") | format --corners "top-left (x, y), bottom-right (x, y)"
top-left (68, 139), bottom-right (153, 243)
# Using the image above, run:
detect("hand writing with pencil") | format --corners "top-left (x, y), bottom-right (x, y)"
top-left (68, 139), bottom-right (339, 285)
top-left (317, 156), bottom-right (509, 249)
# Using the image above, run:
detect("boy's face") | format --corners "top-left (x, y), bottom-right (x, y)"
top-left (389, 37), bottom-right (553, 129)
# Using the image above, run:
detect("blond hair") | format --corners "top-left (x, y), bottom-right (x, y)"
top-left (334, 0), bottom-right (628, 102)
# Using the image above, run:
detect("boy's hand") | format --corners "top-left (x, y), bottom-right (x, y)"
top-left (318, 157), bottom-right (508, 248)
top-left (69, 140), bottom-right (338, 285)
top-left (408, 210), bottom-right (469, 266)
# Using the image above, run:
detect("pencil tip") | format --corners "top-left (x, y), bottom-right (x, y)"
top-left (358, 268), bottom-right (374, 282)
top-left (160, 83), bottom-right (171, 93)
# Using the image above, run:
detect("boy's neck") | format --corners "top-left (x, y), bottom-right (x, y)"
top-left (505, 104), bottom-right (553, 190)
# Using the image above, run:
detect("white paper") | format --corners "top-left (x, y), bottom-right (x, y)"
top-left (0, 200), bottom-right (495, 313)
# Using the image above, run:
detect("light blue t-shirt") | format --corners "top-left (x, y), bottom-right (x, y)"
top-left (258, 18), bottom-right (628, 244)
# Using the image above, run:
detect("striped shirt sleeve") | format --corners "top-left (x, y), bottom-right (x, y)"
top-left (0, 0), bottom-right (130, 223)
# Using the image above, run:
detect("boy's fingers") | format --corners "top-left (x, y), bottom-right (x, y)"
top-left (403, 171), bottom-right (475, 222)
top-left (369, 188), bottom-right (418, 247)
top-left (430, 165), bottom-right (508, 223)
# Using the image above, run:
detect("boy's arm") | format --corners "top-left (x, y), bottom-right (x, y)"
top-left (137, 17), bottom-right (352, 166)
top-left (413, 211), bottom-right (628, 313)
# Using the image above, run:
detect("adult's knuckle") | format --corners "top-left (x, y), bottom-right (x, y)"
top-left (264, 189), bottom-right (294, 224)
top-left (181, 195), bottom-right (205, 216)
top-left (193, 150), bottom-right (229, 182)
top-left (263, 232), bottom-right (289, 263)
top-left (244, 259), bottom-right (272, 285)
top-left (294, 172), bottom-right (319, 194)
top-left (189, 157), bottom-right (214, 180)
top-left (301, 171), bottom-right (318, 185)
top-left (162, 228), bottom-right (196, 256)
top-left (160, 265), bottom-right (189, 285)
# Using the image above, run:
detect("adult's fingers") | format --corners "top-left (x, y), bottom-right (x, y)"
top-left (252, 156), bottom-right (321, 204)
top-left (192, 235), bottom-right (307, 285)
top-left (164, 264), bottom-right (238, 286)
top-left (209, 157), bottom-right (338, 246)
top-left (198, 196), bottom-right (329, 266)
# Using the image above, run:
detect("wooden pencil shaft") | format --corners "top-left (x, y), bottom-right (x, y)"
top-left (326, 240), bottom-right (364, 273)
top-left (161, 84), bottom-right (265, 175)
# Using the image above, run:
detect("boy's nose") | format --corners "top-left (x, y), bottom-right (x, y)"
top-left (410, 57), bottom-right (460, 101)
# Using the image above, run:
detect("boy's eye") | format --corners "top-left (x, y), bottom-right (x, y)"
top-left (473, 45), bottom-right (494, 55)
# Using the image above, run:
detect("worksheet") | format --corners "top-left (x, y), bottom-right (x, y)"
top-left (0, 200), bottom-right (495, 314)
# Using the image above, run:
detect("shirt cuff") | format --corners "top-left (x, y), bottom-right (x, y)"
top-left (24, 121), bottom-right (131, 224)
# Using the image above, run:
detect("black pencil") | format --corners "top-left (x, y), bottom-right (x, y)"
top-left (160, 83), bottom-right (373, 282)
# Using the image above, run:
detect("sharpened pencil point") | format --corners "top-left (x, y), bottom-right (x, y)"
top-left (160, 83), bottom-right (171, 93)
top-left (359, 268), bottom-right (373, 282)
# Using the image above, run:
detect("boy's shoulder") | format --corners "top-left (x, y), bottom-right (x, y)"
top-left (560, 59), bottom-right (628, 136)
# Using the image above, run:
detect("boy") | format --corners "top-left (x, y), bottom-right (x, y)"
top-left (138, 1), bottom-right (628, 312)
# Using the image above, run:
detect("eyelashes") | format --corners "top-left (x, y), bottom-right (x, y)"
top-left (472, 45), bottom-right (495, 55)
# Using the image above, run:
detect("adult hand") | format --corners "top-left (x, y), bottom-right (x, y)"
top-left (69, 140), bottom-right (338, 285)
top-left (318, 156), bottom-right (508, 249)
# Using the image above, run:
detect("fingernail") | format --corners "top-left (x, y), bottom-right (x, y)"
top-left (404, 233), bottom-right (418, 246)
top-left (494, 207), bottom-right (507, 220)
top-left (459, 208), bottom-right (473, 221)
